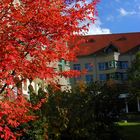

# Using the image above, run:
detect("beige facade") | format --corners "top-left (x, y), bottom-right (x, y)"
top-left (70, 51), bottom-right (138, 85)
top-left (22, 60), bottom-right (71, 97)
top-left (55, 60), bottom-right (71, 91)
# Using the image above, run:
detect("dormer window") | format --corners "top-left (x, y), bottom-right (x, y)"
top-left (87, 38), bottom-right (95, 43)
top-left (117, 37), bottom-right (127, 41)
top-left (107, 48), bottom-right (113, 53)
top-left (104, 44), bottom-right (118, 53)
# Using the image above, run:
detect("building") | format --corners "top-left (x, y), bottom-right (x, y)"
top-left (21, 32), bottom-right (140, 95)
top-left (22, 59), bottom-right (71, 98)
top-left (21, 32), bottom-right (140, 112)
top-left (70, 32), bottom-right (140, 84)
top-left (70, 32), bottom-right (140, 113)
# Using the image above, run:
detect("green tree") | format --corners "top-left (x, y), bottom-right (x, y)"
top-left (47, 82), bottom-right (121, 140)
top-left (20, 87), bottom-right (49, 140)
top-left (21, 83), bottom-right (122, 140)
top-left (128, 51), bottom-right (140, 112)
top-left (128, 51), bottom-right (140, 83)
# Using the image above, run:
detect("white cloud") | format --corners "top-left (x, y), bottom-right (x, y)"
top-left (119, 8), bottom-right (137, 16)
top-left (119, 8), bottom-right (128, 16)
top-left (106, 15), bottom-right (114, 21)
top-left (86, 17), bottom-right (111, 35)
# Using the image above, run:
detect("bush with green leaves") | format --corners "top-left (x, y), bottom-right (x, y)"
top-left (21, 82), bottom-right (122, 140)
top-left (20, 86), bottom-right (49, 140)
top-left (47, 82), bottom-right (121, 140)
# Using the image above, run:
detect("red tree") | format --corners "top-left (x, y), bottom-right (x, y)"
top-left (0, 0), bottom-right (98, 139)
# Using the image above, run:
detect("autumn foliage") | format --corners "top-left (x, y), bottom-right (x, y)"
top-left (0, 0), bottom-right (98, 139)
top-left (0, 96), bottom-right (34, 139)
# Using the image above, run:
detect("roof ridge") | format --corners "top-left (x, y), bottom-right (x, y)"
top-left (83, 32), bottom-right (140, 37)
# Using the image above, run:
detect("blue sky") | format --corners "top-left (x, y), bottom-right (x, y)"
top-left (88, 0), bottom-right (140, 34)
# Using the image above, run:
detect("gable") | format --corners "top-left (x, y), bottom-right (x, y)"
top-left (104, 43), bottom-right (119, 53)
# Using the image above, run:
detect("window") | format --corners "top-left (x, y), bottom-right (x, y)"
top-left (73, 64), bottom-right (81, 71)
top-left (99, 61), bottom-right (116, 71)
top-left (85, 63), bottom-right (93, 72)
top-left (115, 72), bottom-right (128, 80)
top-left (58, 64), bottom-right (63, 72)
top-left (117, 61), bottom-right (128, 69)
top-left (121, 61), bottom-right (128, 69)
top-left (104, 45), bottom-right (118, 53)
top-left (109, 73), bottom-right (115, 79)
top-left (98, 63), bottom-right (106, 70)
top-left (122, 73), bottom-right (128, 80)
top-left (87, 38), bottom-right (95, 43)
top-left (115, 72), bottom-right (122, 80)
top-left (67, 78), bottom-right (70, 84)
top-left (85, 75), bottom-right (93, 83)
top-left (99, 74), bottom-right (107, 81)
top-left (106, 48), bottom-right (113, 53)
top-left (116, 61), bottom-right (121, 69)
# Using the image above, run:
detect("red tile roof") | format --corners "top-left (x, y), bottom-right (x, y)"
top-left (71, 32), bottom-right (140, 56)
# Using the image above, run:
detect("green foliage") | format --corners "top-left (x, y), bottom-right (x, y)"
top-left (21, 118), bottom-right (47, 140)
top-left (47, 83), bottom-right (121, 140)
top-left (127, 51), bottom-right (140, 96)
top-left (20, 86), bottom-right (48, 140)
top-left (128, 51), bottom-right (140, 82)
top-left (21, 83), bottom-right (122, 140)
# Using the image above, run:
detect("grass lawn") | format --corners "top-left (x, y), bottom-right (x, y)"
top-left (118, 121), bottom-right (140, 140)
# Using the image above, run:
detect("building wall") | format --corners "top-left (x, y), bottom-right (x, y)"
top-left (22, 60), bottom-right (71, 96)
top-left (70, 51), bottom-right (136, 85)
top-left (56, 60), bottom-right (71, 91)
